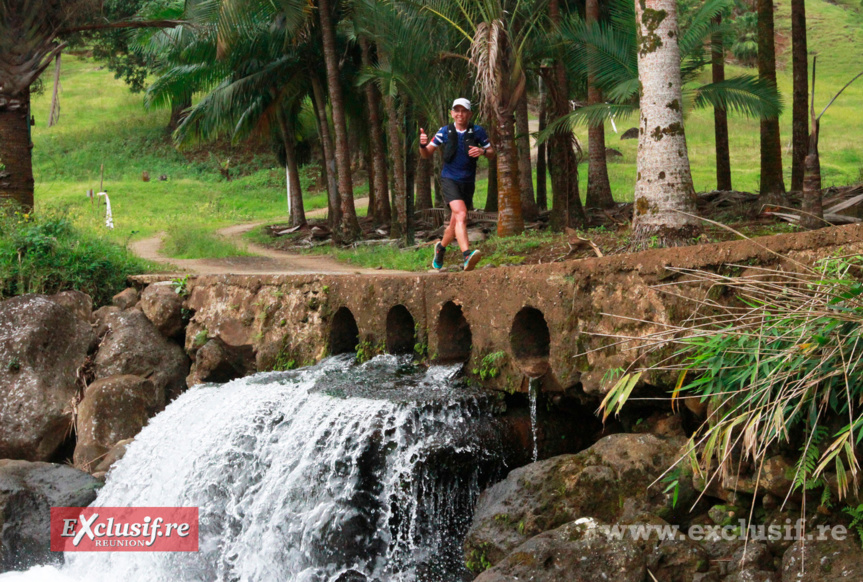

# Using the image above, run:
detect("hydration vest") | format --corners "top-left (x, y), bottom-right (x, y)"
top-left (443, 123), bottom-right (477, 164)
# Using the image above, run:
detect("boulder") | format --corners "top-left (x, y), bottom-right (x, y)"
top-left (73, 376), bottom-right (160, 471)
top-left (139, 282), bottom-right (185, 339)
top-left (473, 518), bottom-right (645, 582)
top-left (621, 127), bottom-right (639, 140)
top-left (93, 438), bottom-right (133, 475)
top-left (605, 147), bottom-right (623, 158)
top-left (46, 291), bottom-right (92, 324)
top-left (0, 460), bottom-right (100, 572)
top-left (94, 310), bottom-right (190, 402)
top-left (781, 535), bottom-right (863, 581)
top-left (464, 433), bottom-right (691, 567)
top-left (0, 295), bottom-right (94, 461)
top-left (92, 305), bottom-right (120, 339)
top-left (187, 338), bottom-right (255, 386)
top-left (111, 287), bottom-right (139, 310)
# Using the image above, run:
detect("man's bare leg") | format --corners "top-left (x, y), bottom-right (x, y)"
top-left (440, 200), bottom-right (469, 252)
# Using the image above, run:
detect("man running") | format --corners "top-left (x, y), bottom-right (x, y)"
top-left (419, 98), bottom-right (495, 271)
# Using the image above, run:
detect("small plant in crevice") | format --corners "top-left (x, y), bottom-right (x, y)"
top-left (7, 356), bottom-right (20, 373)
top-left (193, 328), bottom-right (209, 348)
top-left (843, 504), bottom-right (863, 548)
top-left (355, 339), bottom-right (385, 364)
top-left (171, 274), bottom-right (190, 297)
top-left (472, 351), bottom-right (507, 381)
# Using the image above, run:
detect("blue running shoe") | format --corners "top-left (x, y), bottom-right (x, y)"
top-left (463, 250), bottom-right (482, 272)
top-left (432, 241), bottom-right (446, 269)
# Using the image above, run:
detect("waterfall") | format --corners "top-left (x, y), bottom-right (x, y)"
top-left (6, 355), bottom-right (512, 582)
top-left (528, 378), bottom-right (540, 463)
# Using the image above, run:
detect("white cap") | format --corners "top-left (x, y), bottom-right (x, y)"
top-left (451, 98), bottom-right (471, 111)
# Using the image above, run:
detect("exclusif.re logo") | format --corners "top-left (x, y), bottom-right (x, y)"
top-left (50, 507), bottom-right (199, 552)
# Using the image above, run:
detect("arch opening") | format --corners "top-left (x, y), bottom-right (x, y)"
top-left (386, 305), bottom-right (416, 355)
top-left (329, 307), bottom-right (359, 355)
top-left (436, 301), bottom-right (472, 362)
top-left (510, 306), bottom-right (551, 377)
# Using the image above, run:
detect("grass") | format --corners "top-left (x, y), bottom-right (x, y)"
top-left (29, 0), bottom-right (863, 265)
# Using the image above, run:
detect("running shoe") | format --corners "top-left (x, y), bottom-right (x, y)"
top-left (463, 250), bottom-right (482, 272)
top-left (432, 241), bottom-right (446, 269)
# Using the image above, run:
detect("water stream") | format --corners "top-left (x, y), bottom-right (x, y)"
top-left (528, 378), bottom-right (540, 463)
top-left (5, 355), bottom-right (516, 582)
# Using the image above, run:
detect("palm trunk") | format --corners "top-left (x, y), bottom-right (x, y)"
top-left (632, 0), bottom-right (701, 247)
top-left (360, 39), bottom-right (391, 226)
top-left (383, 91), bottom-right (407, 239)
top-left (310, 74), bottom-right (341, 228)
top-left (279, 114), bottom-right (306, 228)
top-left (791, 0), bottom-right (809, 192)
top-left (486, 123), bottom-right (499, 212)
top-left (415, 112), bottom-right (433, 212)
top-left (546, 0), bottom-right (586, 230)
top-left (317, 0), bottom-right (361, 240)
top-left (496, 112), bottom-right (524, 236)
top-left (168, 94), bottom-right (191, 132)
top-left (536, 76), bottom-right (548, 211)
top-left (585, 0), bottom-right (614, 209)
top-left (0, 89), bottom-right (34, 209)
top-left (365, 147), bottom-right (377, 224)
top-left (758, 0), bottom-right (787, 203)
top-left (515, 93), bottom-right (538, 221)
top-left (800, 125), bottom-right (822, 229)
top-left (403, 100), bottom-right (416, 246)
top-left (712, 16), bottom-right (732, 191)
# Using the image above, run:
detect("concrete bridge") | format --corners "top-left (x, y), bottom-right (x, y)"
top-left (135, 224), bottom-right (863, 395)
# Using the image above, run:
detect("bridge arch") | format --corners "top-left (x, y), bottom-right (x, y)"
top-left (436, 301), bottom-right (472, 362)
top-left (329, 306), bottom-right (359, 354)
top-left (386, 305), bottom-right (416, 355)
top-left (510, 306), bottom-right (551, 377)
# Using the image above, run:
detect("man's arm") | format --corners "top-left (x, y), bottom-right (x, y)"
top-left (419, 127), bottom-right (436, 159)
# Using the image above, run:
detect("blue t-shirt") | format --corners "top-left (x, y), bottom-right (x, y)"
top-left (432, 124), bottom-right (491, 183)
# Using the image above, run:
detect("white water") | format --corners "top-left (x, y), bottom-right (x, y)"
top-left (528, 378), bottom-right (540, 463)
top-left (5, 355), bottom-right (508, 582)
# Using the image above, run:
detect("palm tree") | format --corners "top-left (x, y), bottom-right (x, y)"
top-left (711, 14), bottom-right (731, 191)
top-left (585, 0), bottom-right (614, 209)
top-left (318, 0), bottom-right (361, 241)
top-left (758, 0), bottom-right (786, 203)
top-left (790, 0), bottom-right (808, 192)
top-left (358, 37), bottom-right (392, 226)
top-left (0, 0), bottom-right (180, 208)
top-left (632, 0), bottom-right (700, 246)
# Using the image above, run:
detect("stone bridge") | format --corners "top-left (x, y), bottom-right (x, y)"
top-left (134, 224), bottom-right (863, 396)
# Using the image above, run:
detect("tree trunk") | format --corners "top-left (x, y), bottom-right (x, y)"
top-left (546, 0), bottom-right (586, 230)
top-left (415, 112), bottom-right (433, 212)
top-left (0, 89), bottom-right (35, 209)
top-left (403, 100), bottom-right (416, 246)
top-left (360, 38), bottom-right (391, 227)
top-left (317, 0), bottom-right (361, 240)
top-left (712, 16), bottom-right (732, 191)
top-left (632, 0), bottom-right (701, 247)
top-left (496, 112), bottom-right (524, 237)
top-left (168, 94), bottom-right (191, 132)
top-left (800, 126), bottom-right (822, 229)
top-left (384, 91), bottom-right (407, 239)
top-left (758, 0), bottom-right (787, 204)
top-left (365, 146), bottom-right (377, 224)
top-left (310, 74), bottom-right (341, 228)
top-left (486, 125), bottom-right (499, 212)
top-left (279, 114), bottom-right (307, 228)
top-left (791, 0), bottom-right (809, 192)
top-left (536, 76), bottom-right (548, 211)
top-left (585, 0), bottom-right (615, 209)
top-left (515, 92), bottom-right (538, 221)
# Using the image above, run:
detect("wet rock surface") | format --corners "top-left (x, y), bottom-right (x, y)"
top-left (0, 295), bottom-right (94, 461)
top-left (139, 282), bottom-right (185, 339)
top-left (0, 460), bottom-right (100, 572)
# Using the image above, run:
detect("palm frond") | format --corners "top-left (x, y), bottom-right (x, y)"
top-left (690, 75), bottom-right (783, 119)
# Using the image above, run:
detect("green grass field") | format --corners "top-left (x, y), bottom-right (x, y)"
top-left (30, 0), bottom-right (863, 259)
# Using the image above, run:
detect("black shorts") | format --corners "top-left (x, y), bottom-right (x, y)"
top-left (441, 178), bottom-right (475, 210)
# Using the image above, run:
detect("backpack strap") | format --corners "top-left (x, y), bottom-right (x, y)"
top-left (444, 123), bottom-right (459, 163)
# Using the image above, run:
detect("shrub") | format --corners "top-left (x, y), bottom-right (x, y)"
top-left (0, 205), bottom-right (151, 307)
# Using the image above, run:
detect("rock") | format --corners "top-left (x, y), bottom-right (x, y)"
top-left (464, 433), bottom-right (691, 567)
top-left (0, 295), bottom-right (94, 461)
top-left (46, 290), bottom-right (92, 324)
top-left (781, 535), bottom-right (863, 581)
top-left (139, 282), bottom-right (185, 339)
top-left (111, 287), bottom-right (139, 310)
top-left (95, 310), bottom-right (190, 402)
top-left (473, 518), bottom-right (645, 582)
top-left (93, 438), bottom-right (133, 474)
top-left (605, 147), bottom-right (623, 158)
top-left (725, 572), bottom-right (778, 582)
top-left (621, 127), bottom-right (639, 140)
top-left (92, 305), bottom-right (120, 339)
top-left (73, 376), bottom-right (160, 471)
top-left (0, 460), bottom-right (100, 571)
top-left (188, 338), bottom-right (255, 386)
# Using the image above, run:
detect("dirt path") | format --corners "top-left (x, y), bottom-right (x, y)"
top-left (130, 197), bottom-right (409, 276)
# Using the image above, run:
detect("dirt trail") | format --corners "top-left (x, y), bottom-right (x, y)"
top-left (130, 197), bottom-right (410, 276)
